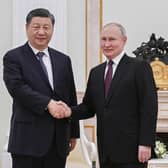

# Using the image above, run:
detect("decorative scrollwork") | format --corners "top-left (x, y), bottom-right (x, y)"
top-left (133, 33), bottom-right (168, 64)
top-left (150, 58), bottom-right (168, 90)
top-left (133, 34), bottom-right (168, 90)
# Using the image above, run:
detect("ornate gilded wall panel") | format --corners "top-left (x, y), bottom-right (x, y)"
top-left (151, 58), bottom-right (168, 90)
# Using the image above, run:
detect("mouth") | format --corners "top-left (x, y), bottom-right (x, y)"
top-left (36, 37), bottom-right (46, 40)
top-left (104, 49), bottom-right (113, 52)
top-left (36, 38), bottom-right (47, 43)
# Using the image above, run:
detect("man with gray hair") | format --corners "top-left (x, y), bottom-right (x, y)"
top-left (59, 22), bottom-right (158, 168)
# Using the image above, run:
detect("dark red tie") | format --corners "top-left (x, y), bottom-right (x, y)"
top-left (105, 60), bottom-right (113, 97)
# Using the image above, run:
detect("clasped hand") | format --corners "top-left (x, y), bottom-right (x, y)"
top-left (47, 99), bottom-right (71, 119)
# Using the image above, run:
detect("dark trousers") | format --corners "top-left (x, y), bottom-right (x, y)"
top-left (11, 142), bottom-right (66, 168)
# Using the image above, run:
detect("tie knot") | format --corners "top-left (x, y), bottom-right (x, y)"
top-left (36, 52), bottom-right (45, 58)
top-left (108, 60), bottom-right (113, 66)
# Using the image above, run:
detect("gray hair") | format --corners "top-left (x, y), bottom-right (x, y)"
top-left (103, 22), bottom-right (126, 37)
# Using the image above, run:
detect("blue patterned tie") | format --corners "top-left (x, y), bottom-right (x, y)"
top-left (36, 52), bottom-right (48, 78)
top-left (104, 60), bottom-right (113, 97)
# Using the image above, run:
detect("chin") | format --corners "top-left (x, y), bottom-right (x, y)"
top-left (105, 55), bottom-right (113, 60)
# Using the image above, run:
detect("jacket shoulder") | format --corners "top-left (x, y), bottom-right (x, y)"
top-left (90, 62), bottom-right (106, 73)
top-left (126, 55), bottom-right (148, 63)
top-left (49, 47), bottom-right (70, 60)
top-left (3, 44), bottom-right (26, 61)
top-left (5, 44), bottom-right (25, 54)
top-left (125, 55), bottom-right (151, 68)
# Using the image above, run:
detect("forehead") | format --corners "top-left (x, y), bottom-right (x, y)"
top-left (101, 25), bottom-right (122, 37)
top-left (29, 17), bottom-right (52, 25)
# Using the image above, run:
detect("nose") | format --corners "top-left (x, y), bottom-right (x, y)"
top-left (104, 41), bottom-right (111, 47)
top-left (38, 27), bottom-right (45, 34)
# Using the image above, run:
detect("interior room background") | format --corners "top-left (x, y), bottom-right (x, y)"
top-left (0, 0), bottom-right (168, 166)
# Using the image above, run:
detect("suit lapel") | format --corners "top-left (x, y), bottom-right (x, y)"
top-left (99, 62), bottom-right (107, 102)
top-left (49, 48), bottom-right (59, 91)
top-left (105, 55), bottom-right (129, 105)
top-left (49, 48), bottom-right (64, 98)
top-left (23, 43), bottom-right (52, 91)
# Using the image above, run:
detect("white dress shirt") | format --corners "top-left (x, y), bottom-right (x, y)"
top-left (28, 42), bottom-right (54, 89)
top-left (104, 50), bottom-right (125, 79)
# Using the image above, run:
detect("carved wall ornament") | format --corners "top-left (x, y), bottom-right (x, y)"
top-left (150, 58), bottom-right (168, 90)
top-left (133, 33), bottom-right (168, 90)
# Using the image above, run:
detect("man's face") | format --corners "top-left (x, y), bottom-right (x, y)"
top-left (26, 17), bottom-right (54, 50)
top-left (100, 25), bottom-right (127, 59)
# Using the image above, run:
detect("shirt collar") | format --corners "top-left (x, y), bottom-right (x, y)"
top-left (106, 50), bottom-right (125, 66)
top-left (28, 42), bottom-right (49, 57)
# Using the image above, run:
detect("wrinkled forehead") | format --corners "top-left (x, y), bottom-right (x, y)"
top-left (101, 25), bottom-right (122, 37)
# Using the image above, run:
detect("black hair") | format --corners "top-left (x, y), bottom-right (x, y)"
top-left (26, 8), bottom-right (55, 25)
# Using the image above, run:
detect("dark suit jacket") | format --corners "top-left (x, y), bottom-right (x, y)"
top-left (3, 42), bottom-right (79, 158)
top-left (72, 54), bottom-right (158, 165)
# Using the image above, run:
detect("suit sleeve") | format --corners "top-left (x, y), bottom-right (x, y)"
top-left (3, 52), bottom-right (50, 115)
top-left (71, 69), bottom-right (95, 120)
top-left (67, 58), bottom-right (80, 138)
top-left (135, 61), bottom-right (158, 146)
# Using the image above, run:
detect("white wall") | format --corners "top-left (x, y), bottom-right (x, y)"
top-left (0, 0), bottom-right (13, 156)
top-left (12, 0), bottom-right (86, 92)
top-left (12, 0), bottom-right (68, 53)
top-left (103, 0), bottom-right (168, 57)
top-left (67, 0), bottom-right (86, 91)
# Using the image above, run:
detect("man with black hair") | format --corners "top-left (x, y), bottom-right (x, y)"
top-left (3, 8), bottom-right (79, 168)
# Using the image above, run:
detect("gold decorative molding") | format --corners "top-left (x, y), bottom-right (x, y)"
top-left (77, 92), bottom-right (96, 142)
top-left (84, 125), bottom-right (96, 142)
top-left (150, 58), bottom-right (168, 90)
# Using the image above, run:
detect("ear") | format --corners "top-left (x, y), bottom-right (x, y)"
top-left (25, 24), bottom-right (29, 31)
top-left (123, 36), bottom-right (127, 44)
top-left (124, 36), bottom-right (127, 42)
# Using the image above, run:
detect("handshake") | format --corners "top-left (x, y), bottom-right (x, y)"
top-left (47, 99), bottom-right (72, 119)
